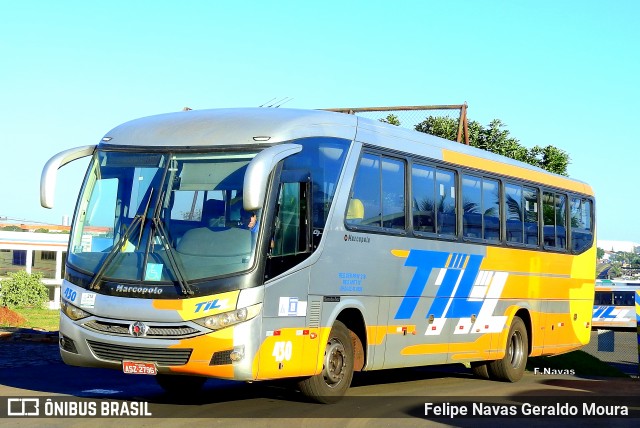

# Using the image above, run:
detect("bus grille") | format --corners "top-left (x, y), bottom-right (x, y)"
top-left (87, 340), bottom-right (192, 366)
top-left (210, 350), bottom-right (233, 366)
top-left (83, 320), bottom-right (200, 338)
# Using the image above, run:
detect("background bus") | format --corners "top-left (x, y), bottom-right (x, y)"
top-left (592, 279), bottom-right (639, 329)
top-left (41, 107), bottom-right (596, 403)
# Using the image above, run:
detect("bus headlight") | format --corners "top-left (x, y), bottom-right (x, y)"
top-left (193, 303), bottom-right (261, 331)
top-left (60, 299), bottom-right (91, 321)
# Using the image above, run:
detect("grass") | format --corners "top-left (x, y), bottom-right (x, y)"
top-left (527, 350), bottom-right (629, 378)
top-left (0, 307), bottom-right (60, 331)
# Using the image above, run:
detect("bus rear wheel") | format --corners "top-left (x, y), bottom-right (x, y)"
top-left (488, 316), bottom-right (528, 382)
top-left (298, 321), bottom-right (354, 403)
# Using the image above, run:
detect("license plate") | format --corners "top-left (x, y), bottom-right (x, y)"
top-left (122, 360), bottom-right (157, 375)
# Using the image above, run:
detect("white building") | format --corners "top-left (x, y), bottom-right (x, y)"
top-left (0, 228), bottom-right (69, 309)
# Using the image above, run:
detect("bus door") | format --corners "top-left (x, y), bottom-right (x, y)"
top-left (258, 169), bottom-right (318, 378)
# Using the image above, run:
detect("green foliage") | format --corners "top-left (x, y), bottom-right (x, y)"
top-left (414, 116), bottom-right (570, 176)
top-left (608, 263), bottom-right (622, 279)
top-left (414, 115), bottom-right (459, 141)
top-left (1, 225), bottom-right (23, 232)
top-left (608, 251), bottom-right (640, 266)
top-left (379, 114), bottom-right (401, 126)
top-left (34, 228), bottom-right (50, 233)
top-left (528, 145), bottom-right (570, 177)
top-left (0, 271), bottom-right (49, 309)
top-left (596, 247), bottom-right (605, 259)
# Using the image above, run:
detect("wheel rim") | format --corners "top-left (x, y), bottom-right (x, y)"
top-left (508, 330), bottom-right (524, 369)
top-left (323, 338), bottom-right (347, 386)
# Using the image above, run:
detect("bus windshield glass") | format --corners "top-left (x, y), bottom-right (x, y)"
top-left (68, 150), bottom-right (260, 284)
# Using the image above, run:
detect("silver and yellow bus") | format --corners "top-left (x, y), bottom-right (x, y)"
top-left (41, 108), bottom-right (596, 402)
top-left (592, 279), bottom-right (639, 329)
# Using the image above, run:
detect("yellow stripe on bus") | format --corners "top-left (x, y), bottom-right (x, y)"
top-left (442, 150), bottom-right (594, 195)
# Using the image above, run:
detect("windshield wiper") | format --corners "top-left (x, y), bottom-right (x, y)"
top-left (136, 188), bottom-right (153, 248)
top-left (87, 214), bottom-right (144, 291)
top-left (88, 188), bottom-right (155, 291)
top-left (151, 215), bottom-right (194, 296)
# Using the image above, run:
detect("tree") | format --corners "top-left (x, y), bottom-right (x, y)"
top-left (0, 271), bottom-right (49, 309)
top-left (607, 263), bottom-right (622, 279)
top-left (596, 247), bottom-right (605, 260)
top-left (414, 116), bottom-right (570, 176)
top-left (379, 114), bottom-right (401, 126)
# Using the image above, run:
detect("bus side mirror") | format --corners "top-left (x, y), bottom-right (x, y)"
top-left (243, 143), bottom-right (302, 211)
top-left (41, 145), bottom-right (96, 209)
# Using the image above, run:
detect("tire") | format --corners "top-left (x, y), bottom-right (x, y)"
top-left (488, 316), bottom-right (528, 382)
top-left (156, 374), bottom-right (207, 395)
top-left (298, 321), bottom-right (354, 404)
top-left (470, 361), bottom-right (491, 379)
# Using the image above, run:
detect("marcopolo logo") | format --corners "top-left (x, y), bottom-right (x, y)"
top-left (115, 285), bottom-right (163, 295)
top-left (343, 234), bottom-right (370, 244)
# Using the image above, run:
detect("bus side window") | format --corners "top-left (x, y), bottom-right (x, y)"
top-left (271, 181), bottom-right (309, 257)
top-left (614, 291), bottom-right (634, 306)
top-left (594, 291), bottom-right (612, 306)
top-left (570, 197), bottom-right (593, 253)
top-left (543, 191), bottom-right (567, 250)
top-left (347, 154), bottom-right (381, 228)
top-left (411, 163), bottom-right (436, 234)
top-left (346, 153), bottom-right (405, 231)
top-left (505, 183), bottom-right (524, 243)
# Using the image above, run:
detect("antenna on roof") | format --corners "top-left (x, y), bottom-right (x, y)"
top-left (274, 97), bottom-right (293, 108)
top-left (259, 98), bottom-right (277, 108)
top-left (266, 97), bottom-right (290, 108)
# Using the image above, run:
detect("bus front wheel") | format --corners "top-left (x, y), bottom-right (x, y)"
top-left (298, 320), bottom-right (354, 403)
top-left (488, 316), bottom-right (528, 382)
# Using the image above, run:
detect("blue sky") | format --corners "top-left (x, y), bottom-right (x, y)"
top-left (1, 1), bottom-right (638, 242)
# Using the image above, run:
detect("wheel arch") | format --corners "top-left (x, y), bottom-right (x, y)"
top-left (335, 307), bottom-right (367, 371)
top-left (513, 307), bottom-right (532, 357)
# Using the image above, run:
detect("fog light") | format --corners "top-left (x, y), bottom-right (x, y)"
top-left (230, 345), bottom-right (245, 362)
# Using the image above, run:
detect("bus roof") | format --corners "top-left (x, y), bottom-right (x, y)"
top-left (100, 107), bottom-right (593, 195)
top-left (101, 108), bottom-right (358, 149)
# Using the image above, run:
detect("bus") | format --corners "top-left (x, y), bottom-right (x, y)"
top-left (40, 107), bottom-right (596, 403)
top-left (592, 279), bottom-right (639, 329)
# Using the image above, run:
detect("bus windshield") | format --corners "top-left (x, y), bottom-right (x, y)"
top-left (68, 150), bottom-right (260, 285)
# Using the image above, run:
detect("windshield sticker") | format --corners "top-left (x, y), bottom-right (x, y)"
top-left (144, 263), bottom-right (163, 281)
top-left (278, 297), bottom-right (307, 317)
top-left (80, 292), bottom-right (96, 309)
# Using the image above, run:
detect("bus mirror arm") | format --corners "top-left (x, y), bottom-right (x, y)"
top-left (40, 145), bottom-right (96, 209)
top-left (243, 143), bottom-right (302, 211)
